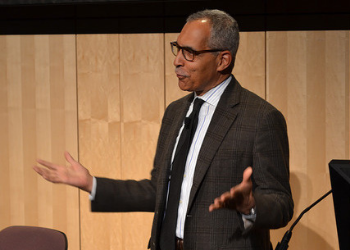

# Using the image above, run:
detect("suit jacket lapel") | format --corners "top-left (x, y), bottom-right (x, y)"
top-left (187, 77), bottom-right (242, 211)
top-left (156, 94), bottom-right (194, 208)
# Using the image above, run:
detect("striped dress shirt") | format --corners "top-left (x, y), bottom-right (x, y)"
top-left (173, 76), bottom-right (232, 239)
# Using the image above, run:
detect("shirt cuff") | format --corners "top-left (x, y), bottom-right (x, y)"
top-left (241, 207), bottom-right (257, 230)
top-left (89, 176), bottom-right (97, 201)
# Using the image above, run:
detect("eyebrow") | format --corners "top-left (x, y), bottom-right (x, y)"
top-left (176, 41), bottom-right (196, 51)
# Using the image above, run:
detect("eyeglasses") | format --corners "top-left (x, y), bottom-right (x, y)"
top-left (170, 41), bottom-right (225, 62)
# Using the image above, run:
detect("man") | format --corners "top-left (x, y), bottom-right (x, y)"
top-left (34, 9), bottom-right (293, 250)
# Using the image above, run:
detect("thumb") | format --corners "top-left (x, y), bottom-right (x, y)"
top-left (64, 151), bottom-right (76, 164)
top-left (242, 166), bottom-right (253, 183)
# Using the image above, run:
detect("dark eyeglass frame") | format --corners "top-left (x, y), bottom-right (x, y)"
top-left (170, 41), bottom-right (225, 62)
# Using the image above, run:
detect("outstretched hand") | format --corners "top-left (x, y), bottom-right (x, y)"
top-left (33, 151), bottom-right (93, 193)
top-left (209, 167), bottom-right (255, 214)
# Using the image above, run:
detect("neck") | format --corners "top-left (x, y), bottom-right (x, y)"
top-left (195, 74), bottom-right (231, 96)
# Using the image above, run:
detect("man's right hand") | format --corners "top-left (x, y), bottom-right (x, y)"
top-left (33, 151), bottom-right (93, 193)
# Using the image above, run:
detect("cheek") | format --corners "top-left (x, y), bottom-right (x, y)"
top-left (179, 61), bottom-right (212, 89)
top-left (192, 65), bottom-right (211, 81)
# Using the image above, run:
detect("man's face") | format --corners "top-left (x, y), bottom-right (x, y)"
top-left (174, 19), bottom-right (221, 96)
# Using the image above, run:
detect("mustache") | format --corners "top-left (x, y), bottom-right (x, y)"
top-left (175, 68), bottom-right (189, 77)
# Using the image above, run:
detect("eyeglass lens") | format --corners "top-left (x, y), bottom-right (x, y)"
top-left (171, 42), bottom-right (194, 61)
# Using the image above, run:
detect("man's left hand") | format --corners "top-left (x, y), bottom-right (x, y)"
top-left (209, 167), bottom-right (255, 214)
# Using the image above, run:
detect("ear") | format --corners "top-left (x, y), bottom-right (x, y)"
top-left (216, 50), bottom-right (232, 72)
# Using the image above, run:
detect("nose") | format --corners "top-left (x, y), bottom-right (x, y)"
top-left (173, 49), bottom-right (185, 67)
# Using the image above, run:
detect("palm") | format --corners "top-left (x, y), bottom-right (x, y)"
top-left (209, 167), bottom-right (255, 214)
top-left (33, 151), bottom-right (93, 193)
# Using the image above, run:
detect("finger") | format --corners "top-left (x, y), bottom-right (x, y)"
top-left (209, 200), bottom-right (222, 211)
top-left (209, 197), bottom-right (222, 211)
top-left (33, 165), bottom-right (44, 176)
top-left (209, 203), bottom-right (222, 212)
top-left (36, 159), bottom-right (56, 170)
top-left (209, 193), bottom-right (231, 211)
top-left (220, 191), bottom-right (232, 202)
top-left (33, 166), bottom-right (51, 180)
top-left (217, 196), bottom-right (227, 205)
top-left (34, 165), bottom-right (62, 183)
top-left (209, 204), bottom-right (215, 212)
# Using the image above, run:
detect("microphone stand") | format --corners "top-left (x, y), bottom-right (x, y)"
top-left (275, 190), bottom-right (332, 250)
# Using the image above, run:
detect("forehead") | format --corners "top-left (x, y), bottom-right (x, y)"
top-left (177, 19), bottom-right (211, 49)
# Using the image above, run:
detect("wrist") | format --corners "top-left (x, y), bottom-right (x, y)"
top-left (246, 206), bottom-right (256, 216)
top-left (242, 196), bottom-right (256, 215)
top-left (82, 174), bottom-right (93, 193)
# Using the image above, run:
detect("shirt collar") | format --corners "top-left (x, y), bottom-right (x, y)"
top-left (194, 75), bottom-right (232, 107)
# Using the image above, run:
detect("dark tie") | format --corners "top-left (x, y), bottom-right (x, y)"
top-left (159, 98), bottom-right (205, 250)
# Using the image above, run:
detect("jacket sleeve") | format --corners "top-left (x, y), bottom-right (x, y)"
top-left (252, 108), bottom-right (294, 229)
top-left (91, 177), bottom-right (157, 212)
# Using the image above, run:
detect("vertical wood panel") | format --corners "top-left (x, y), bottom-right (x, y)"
top-left (7, 36), bottom-right (25, 225)
top-left (233, 32), bottom-right (266, 98)
top-left (22, 36), bottom-right (38, 226)
top-left (119, 33), bottom-right (164, 250)
top-left (78, 34), bottom-right (122, 250)
top-left (0, 34), bottom-right (79, 249)
top-left (0, 35), bottom-right (10, 227)
top-left (267, 31), bottom-right (349, 250)
top-left (78, 33), bottom-right (164, 250)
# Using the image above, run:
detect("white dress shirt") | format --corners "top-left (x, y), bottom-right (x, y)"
top-left (171, 76), bottom-right (232, 238)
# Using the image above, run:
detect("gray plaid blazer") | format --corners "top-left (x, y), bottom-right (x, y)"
top-left (92, 76), bottom-right (294, 250)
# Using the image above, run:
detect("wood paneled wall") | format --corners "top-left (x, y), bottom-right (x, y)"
top-left (0, 31), bottom-right (349, 250)
top-left (0, 35), bottom-right (80, 249)
top-left (267, 31), bottom-right (350, 249)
